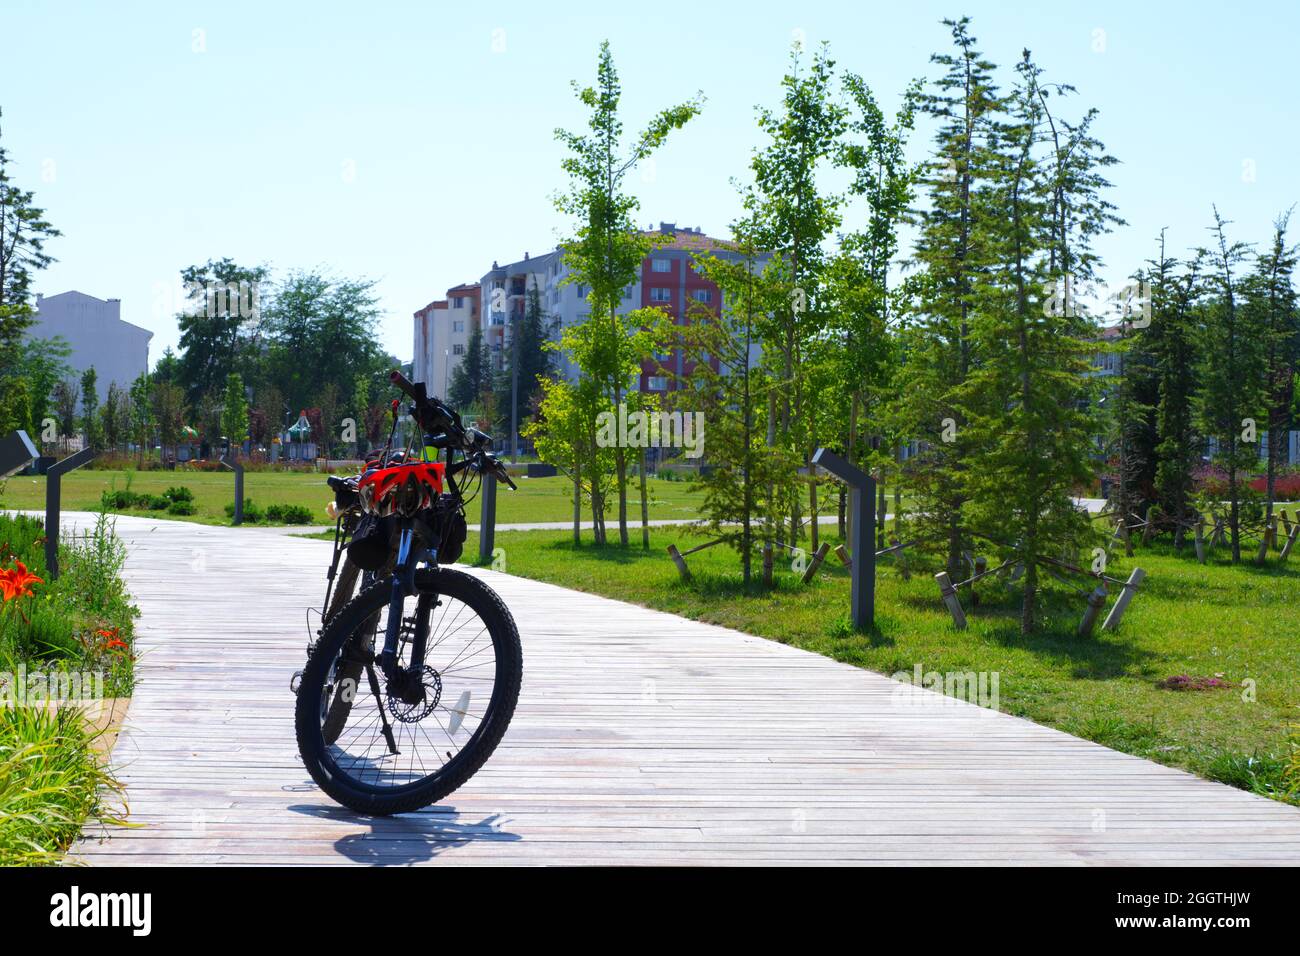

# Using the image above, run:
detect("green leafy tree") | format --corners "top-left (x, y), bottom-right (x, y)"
top-left (221, 372), bottom-right (249, 456)
top-left (17, 335), bottom-right (70, 444)
top-left (175, 259), bottom-right (269, 405)
top-left (151, 380), bottom-right (186, 463)
top-left (52, 377), bottom-right (78, 447)
top-left (80, 367), bottom-right (100, 448)
top-left (129, 373), bottom-right (153, 466)
top-left (0, 107), bottom-right (61, 430)
top-left (552, 40), bottom-right (702, 546)
top-left (744, 42), bottom-right (845, 553)
top-left (100, 381), bottom-right (130, 451)
top-left (674, 226), bottom-right (786, 582)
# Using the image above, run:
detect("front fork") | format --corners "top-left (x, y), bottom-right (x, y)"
top-left (378, 522), bottom-right (436, 679)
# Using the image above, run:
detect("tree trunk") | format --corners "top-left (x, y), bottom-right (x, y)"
top-left (638, 448), bottom-right (649, 549)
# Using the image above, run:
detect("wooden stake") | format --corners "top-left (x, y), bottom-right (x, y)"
top-left (834, 544), bottom-right (851, 568)
top-left (1280, 523), bottom-right (1300, 562)
top-left (1255, 522), bottom-right (1272, 565)
top-left (1194, 518), bottom-right (1206, 564)
top-left (935, 571), bottom-right (967, 630)
top-left (1078, 584), bottom-right (1109, 637)
top-left (801, 542), bottom-right (830, 585)
top-left (761, 544), bottom-right (774, 587)
top-left (666, 544), bottom-right (691, 582)
top-left (1102, 568), bottom-right (1146, 631)
top-left (1141, 506), bottom-right (1160, 546)
top-left (890, 537), bottom-right (910, 581)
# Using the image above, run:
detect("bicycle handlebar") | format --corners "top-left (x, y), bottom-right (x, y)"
top-left (388, 370), bottom-right (516, 491)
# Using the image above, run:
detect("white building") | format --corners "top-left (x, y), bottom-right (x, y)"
top-left (29, 291), bottom-right (153, 400)
top-left (412, 282), bottom-right (480, 399)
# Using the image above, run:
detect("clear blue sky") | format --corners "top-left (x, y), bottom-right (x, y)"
top-left (4, 0), bottom-right (1297, 366)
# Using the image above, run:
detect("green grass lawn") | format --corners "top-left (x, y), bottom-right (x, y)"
top-left (0, 470), bottom-right (713, 526)
top-left (461, 524), bottom-right (1300, 804)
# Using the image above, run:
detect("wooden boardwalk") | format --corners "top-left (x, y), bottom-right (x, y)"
top-left (71, 514), bottom-right (1300, 865)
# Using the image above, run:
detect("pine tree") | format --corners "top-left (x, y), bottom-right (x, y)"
top-left (80, 367), bottom-right (101, 448)
top-left (1242, 211), bottom-right (1298, 531)
top-left (896, 17), bottom-right (1005, 576)
top-left (961, 50), bottom-right (1110, 633)
top-left (1148, 235), bottom-right (1202, 534)
top-left (448, 323), bottom-right (491, 411)
top-left (1194, 208), bottom-right (1267, 563)
top-left (221, 372), bottom-right (249, 457)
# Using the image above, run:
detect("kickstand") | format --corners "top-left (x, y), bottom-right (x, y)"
top-left (363, 661), bottom-right (400, 755)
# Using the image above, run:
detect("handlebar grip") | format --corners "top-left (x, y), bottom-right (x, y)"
top-left (389, 369), bottom-right (417, 400)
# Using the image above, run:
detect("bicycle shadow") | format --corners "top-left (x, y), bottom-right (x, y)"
top-left (287, 803), bottom-right (521, 865)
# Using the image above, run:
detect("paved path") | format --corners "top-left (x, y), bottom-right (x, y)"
top-left (71, 513), bottom-right (1300, 865)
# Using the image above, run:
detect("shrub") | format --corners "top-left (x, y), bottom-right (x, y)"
top-left (0, 707), bottom-right (124, 865)
top-left (162, 486), bottom-right (194, 503)
top-left (264, 503), bottom-right (315, 525)
top-left (146, 495), bottom-right (170, 510)
top-left (167, 500), bottom-right (197, 516)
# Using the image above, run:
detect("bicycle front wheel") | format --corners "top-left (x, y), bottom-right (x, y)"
top-left (295, 566), bottom-right (522, 815)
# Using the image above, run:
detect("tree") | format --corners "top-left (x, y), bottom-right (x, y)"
top-left (100, 381), bottom-right (130, 451)
top-left (1147, 235), bottom-right (1202, 534)
top-left (553, 40), bottom-right (702, 546)
top-left (833, 72), bottom-right (920, 548)
top-left (129, 373), bottom-right (153, 466)
top-left (448, 323), bottom-right (491, 411)
top-left (1243, 210), bottom-right (1299, 534)
top-left (151, 381), bottom-right (186, 463)
top-left (895, 17), bottom-right (1006, 576)
top-left (260, 270), bottom-right (386, 418)
top-left (495, 282), bottom-right (558, 450)
top-left (175, 259), bottom-right (269, 405)
top-left (0, 107), bottom-right (61, 430)
top-left (961, 50), bottom-right (1115, 632)
top-left (221, 372), bottom-right (249, 456)
top-left (673, 225), bottom-right (786, 582)
top-left (743, 43), bottom-right (846, 554)
top-left (1194, 208), bottom-right (1267, 563)
top-left (17, 334), bottom-right (70, 444)
top-left (80, 367), bottom-right (100, 448)
top-left (52, 377), bottom-right (79, 447)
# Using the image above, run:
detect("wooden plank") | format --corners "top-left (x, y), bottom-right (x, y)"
top-left (63, 513), bottom-right (1300, 867)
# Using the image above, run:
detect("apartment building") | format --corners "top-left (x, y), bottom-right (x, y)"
top-left (412, 283), bottom-right (480, 399)
top-left (412, 222), bottom-right (762, 415)
top-left (28, 291), bottom-right (153, 401)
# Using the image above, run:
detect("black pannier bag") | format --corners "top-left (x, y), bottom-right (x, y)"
top-left (436, 495), bottom-right (468, 564)
top-left (347, 513), bottom-right (395, 571)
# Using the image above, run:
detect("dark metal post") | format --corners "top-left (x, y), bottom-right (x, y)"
top-left (0, 430), bottom-right (38, 479)
top-left (812, 448), bottom-right (875, 631)
top-left (221, 454), bottom-right (245, 525)
top-left (479, 470), bottom-right (497, 562)
top-left (44, 447), bottom-right (97, 580)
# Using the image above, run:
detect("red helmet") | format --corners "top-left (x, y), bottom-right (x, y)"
top-left (357, 462), bottom-right (446, 517)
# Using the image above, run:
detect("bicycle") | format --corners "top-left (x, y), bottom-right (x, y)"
top-left (292, 370), bottom-right (521, 815)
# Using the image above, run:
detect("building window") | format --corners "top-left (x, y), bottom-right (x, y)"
top-left (576, 284), bottom-right (587, 298)
top-left (452, 296), bottom-right (464, 308)
top-left (648, 376), bottom-right (668, 390)
top-left (651, 258), bottom-right (672, 273)
top-left (650, 288), bottom-right (672, 303)
top-left (623, 285), bottom-right (634, 299)
top-left (452, 320), bottom-right (464, 332)
top-left (692, 289), bottom-right (712, 303)
top-left (453, 344), bottom-right (465, 356)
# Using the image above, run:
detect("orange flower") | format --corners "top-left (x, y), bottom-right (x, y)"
top-left (104, 638), bottom-right (129, 652)
top-left (0, 561), bottom-right (43, 601)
